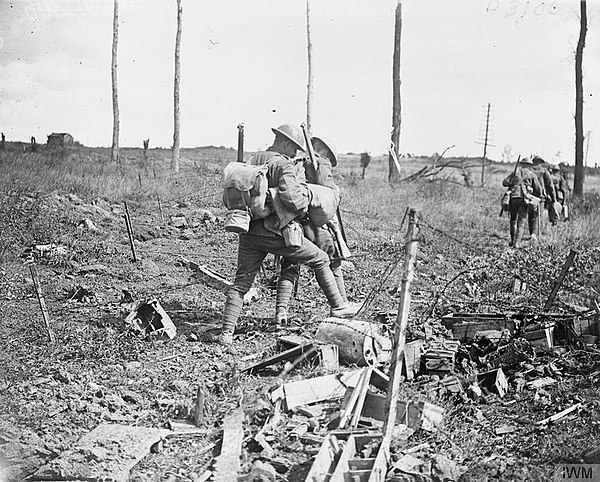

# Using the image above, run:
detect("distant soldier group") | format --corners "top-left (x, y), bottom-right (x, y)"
top-left (502, 155), bottom-right (570, 248)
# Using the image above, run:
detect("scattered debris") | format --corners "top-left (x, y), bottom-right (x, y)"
top-left (67, 285), bottom-right (96, 303)
top-left (124, 299), bottom-right (177, 340)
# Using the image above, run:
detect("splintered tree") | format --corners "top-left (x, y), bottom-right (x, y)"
top-left (388, 0), bottom-right (402, 182)
top-left (111, 0), bottom-right (120, 164)
top-left (574, 0), bottom-right (587, 197)
top-left (305, 0), bottom-right (314, 133)
top-left (172, 0), bottom-right (183, 173)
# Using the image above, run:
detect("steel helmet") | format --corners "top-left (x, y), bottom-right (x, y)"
top-left (531, 155), bottom-right (545, 165)
top-left (271, 124), bottom-right (305, 152)
top-left (311, 136), bottom-right (338, 167)
top-left (520, 156), bottom-right (533, 165)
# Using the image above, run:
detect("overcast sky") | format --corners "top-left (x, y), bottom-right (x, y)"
top-left (1, 0), bottom-right (599, 164)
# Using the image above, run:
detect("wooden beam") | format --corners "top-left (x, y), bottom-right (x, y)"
top-left (383, 208), bottom-right (419, 447)
top-left (536, 403), bottom-right (582, 426)
top-left (213, 408), bottom-right (244, 482)
top-left (544, 249), bottom-right (577, 311)
top-left (242, 342), bottom-right (315, 374)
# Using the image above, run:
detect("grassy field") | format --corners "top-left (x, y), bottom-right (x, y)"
top-left (1, 144), bottom-right (600, 481)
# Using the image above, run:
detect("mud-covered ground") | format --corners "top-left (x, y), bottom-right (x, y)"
top-left (1, 149), bottom-right (600, 481)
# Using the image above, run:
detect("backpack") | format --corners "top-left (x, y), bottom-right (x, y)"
top-left (221, 162), bottom-right (272, 233)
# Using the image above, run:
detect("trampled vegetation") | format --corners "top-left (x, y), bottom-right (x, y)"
top-left (1, 145), bottom-right (600, 481)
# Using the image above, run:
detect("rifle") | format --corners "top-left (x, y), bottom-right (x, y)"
top-left (237, 123), bottom-right (244, 163)
top-left (301, 123), bottom-right (352, 260)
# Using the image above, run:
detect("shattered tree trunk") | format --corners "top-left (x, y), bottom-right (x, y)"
top-left (171, 0), bottom-right (183, 174)
top-left (305, 0), bottom-right (314, 133)
top-left (574, 0), bottom-right (587, 197)
top-left (388, 0), bottom-right (402, 182)
top-left (111, 0), bottom-right (120, 164)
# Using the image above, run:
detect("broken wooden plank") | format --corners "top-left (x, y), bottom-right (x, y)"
top-left (180, 256), bottom-right (233, 292)
top-left (544, 249), bottom-right (578, 311)
top-left (30, 424), bottom-right (168, 481)
top-left (242, 342), bottom-right (315, 374)
top-left (351, 367), bottom-right (374, 428)
top-left (402, 339), bottom-right (424, 380)
top-left (536, 403), bottom-right (582, 426)
top-left (277, 334), bottom-right (312, 349)
top-left (339, 367), bottom-right (370, 429)
top-left (305, 434), bottom-right (343, 482)
top-left (282, 370), bottom-right (362, 410)
top-left (213, 407), bottom-right (244, 482)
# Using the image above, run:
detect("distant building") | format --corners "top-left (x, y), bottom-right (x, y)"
top-left (47, 132), bottom-right (74, 148)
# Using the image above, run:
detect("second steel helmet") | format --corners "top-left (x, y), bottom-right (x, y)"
top-left (520, 156), bottom-right (533, 165)
top-left (271, 124), bottom-right (305, 152)
top-left (311, 136), bottom-right (338, 167)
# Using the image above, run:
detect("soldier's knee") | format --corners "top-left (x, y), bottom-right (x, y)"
top-left (311, 249), bottom-right (330, 269)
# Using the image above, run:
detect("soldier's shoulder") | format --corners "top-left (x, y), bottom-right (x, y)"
top-left (251, 150), bottom-right (288, 165)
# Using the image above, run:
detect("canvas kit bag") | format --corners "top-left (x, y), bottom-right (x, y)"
top-left (221, 162), bottom-right (272, 233)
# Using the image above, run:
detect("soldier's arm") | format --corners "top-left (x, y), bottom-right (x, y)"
top-left (305, 156), bottom-right (335, 188)
top-left (275, 161), bottom-right (310, 214)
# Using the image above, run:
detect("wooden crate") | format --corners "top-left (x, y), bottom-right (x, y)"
top-left (305, 433), bottom-right (387, 482)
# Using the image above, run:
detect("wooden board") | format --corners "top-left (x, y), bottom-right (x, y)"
top-left (283, 370), bottom-right (361, 410)
top-left (402, 339), bottom-right (424, 380)
top-left (213, 407), bottom-right (244, 482)
top-left (30, 424), bottom-right (168, 481)
top-left (242, 342), bottom-right (315, 374)
top-left (305, 434), bottom-right (342, 482)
